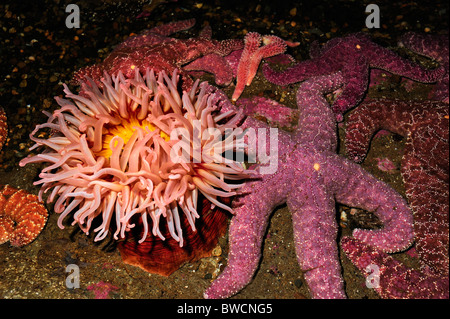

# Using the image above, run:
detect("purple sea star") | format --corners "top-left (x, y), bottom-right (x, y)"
top-left (203, 72), bottom-right (414, 299)
top-left (398, 32), bottom-right (449, 102)
top-left (343, 98), bottom-right (449, 298)
top-left (341, 236), bottom-right (448, 298)
top-left (262, 32), bottom-right (446, 121)
top-left (236, 96), bottom-right (299, 130)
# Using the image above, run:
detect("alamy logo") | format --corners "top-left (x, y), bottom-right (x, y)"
top-left (65, 4), bottom-right (80, 29)
top-left (169, 121), bottom-right (279, 175)
top-left (365, 4), bottom-right (380, 29)
top-left (365, 264), bottom-right (380, 289)
top-left (65, 264), bottom-right (80, 289)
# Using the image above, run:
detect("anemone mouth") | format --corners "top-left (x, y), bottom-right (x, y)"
top-left (19, 68), bottom-right (252, 246)
top-left (95, 116), bottom-right (170, 159)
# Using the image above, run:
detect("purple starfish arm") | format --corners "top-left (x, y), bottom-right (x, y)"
top-left (297, 77), bottom-right (413, 253)
top-left (344, 98), bottom-right (418, 163)
top-left (204, 73), bottom-right (414, 299)
top-left (263, 32), bottom-right (445, 120)
top-left (203, 174), bottom-right (287, 299)
top-left (203, 83), bottom-right (242, 117)
top-left (294, 72), bottom-right (343, 150)
top-left (398, 32), bottom-right (448, 68)
top-left (223, 49), bottom-right (242, 76)
top-left (341, 237), bottom-right (449, 298)
top-left (262, 58), bottom-right (324, 85)
top-left (205, 83), bottom-right (298, 136)
top-left (399, 32), bottom-right (449, 102)
top-left (262, 57), bottom-right (370, 123)
top-left (365, 36), bottom-right (445, 82)
top-left (183, 53), bottom-right (234, 86)
top-left (236, 97), bottom-right (299, 129)
top-left (331, 56), bottom-right (370, 122)
top-left (345, 99), bottom-right (449, 280)
top-left (324, 152), bottom-right (414, 253)
top-left (288, 169), bottom-right (346, 298)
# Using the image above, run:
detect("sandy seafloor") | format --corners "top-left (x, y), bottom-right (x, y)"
top-left (0, 0), bottom-right (448, 305)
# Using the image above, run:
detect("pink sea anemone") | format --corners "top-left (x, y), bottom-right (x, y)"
top-left (19, 69), bottom-right (251, 246)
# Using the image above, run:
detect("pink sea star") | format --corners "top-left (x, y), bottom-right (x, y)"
top-left (343, 98), bottom-right (449, 298)
top-left (184, 32), bottom-right (297, 100)
top-left (231, 32), bottom-right (298, 101)
top-left (87, 281), bottom-right (119, 299)
top-left (203, 72), bottom-right (414, 299)
top-left (72, 19), bottom-right (243, 89)
top-left (262, 32), bottom-right (445, 121)
top-left (374, 157), bottom-right (397, 173)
